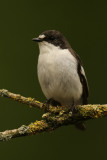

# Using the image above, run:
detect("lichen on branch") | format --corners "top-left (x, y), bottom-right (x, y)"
top-left (0, 89), bottom-right (107, 141)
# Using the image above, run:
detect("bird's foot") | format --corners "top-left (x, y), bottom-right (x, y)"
top-left (69, 104), bottom-right (78, 117)
top-left (48, 98), bottom-right (61, 106)
top-left (43, 98), bottom-right (61, 110)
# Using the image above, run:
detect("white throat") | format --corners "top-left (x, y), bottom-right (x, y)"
top-left (38, 41), bottom-right (62, 55)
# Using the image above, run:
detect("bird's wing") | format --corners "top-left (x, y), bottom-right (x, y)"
top-left (69, 48), bottom-right (89, 104)
top-left (77, 63), bottom-right (89, 104)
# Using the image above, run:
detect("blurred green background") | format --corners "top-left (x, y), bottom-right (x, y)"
top-left (0, 0), bottom-right (107, 159)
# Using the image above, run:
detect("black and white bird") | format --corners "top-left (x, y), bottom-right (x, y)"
top-left (33, 30), bottom-right (89, 129)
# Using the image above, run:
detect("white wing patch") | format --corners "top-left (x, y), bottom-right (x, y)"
top-left (81, 66), bottom-right (86, 77)
top-left (81, 66), bottom-right (88, 90)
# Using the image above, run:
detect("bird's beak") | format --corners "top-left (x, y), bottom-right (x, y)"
top-left (32, 37), bottom-right (43, 42)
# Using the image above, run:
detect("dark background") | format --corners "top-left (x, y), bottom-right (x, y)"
top-left (0, 0), bottom-right (107, 159)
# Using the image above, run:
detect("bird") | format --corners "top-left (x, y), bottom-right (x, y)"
top-left (32, 30), bottom-right (89, 130)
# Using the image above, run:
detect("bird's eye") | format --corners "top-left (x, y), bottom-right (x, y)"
top-left (50, 36), bottom-right (54, 40)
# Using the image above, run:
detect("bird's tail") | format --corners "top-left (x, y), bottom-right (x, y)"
top-left (75, 121), bottom-right (86, 131)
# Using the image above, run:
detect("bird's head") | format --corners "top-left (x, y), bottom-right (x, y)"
top-left (32, 30), bottom-right (71, 51)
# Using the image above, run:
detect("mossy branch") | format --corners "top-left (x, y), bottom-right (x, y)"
top-left (0, 89), bottom-right (107, 141)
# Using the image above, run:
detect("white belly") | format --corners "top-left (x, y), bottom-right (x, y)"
top-left (37, 46), bottom-right (82, 105)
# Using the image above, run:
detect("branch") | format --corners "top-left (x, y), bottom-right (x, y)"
top-left (0, 89), bottom-right (107, 141)
top-left (0, 89), bottom-right (43, 110)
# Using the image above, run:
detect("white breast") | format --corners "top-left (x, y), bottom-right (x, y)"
top-left (37, 42), bottom-right (83, 105)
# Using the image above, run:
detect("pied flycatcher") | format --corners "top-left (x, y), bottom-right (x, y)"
top-left (33, 30), bottom-right (89, 129)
